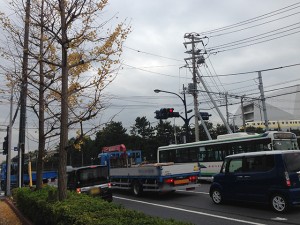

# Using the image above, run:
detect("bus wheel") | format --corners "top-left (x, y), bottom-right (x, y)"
top-left (211, 188), bottom-right (223, 204)
top-left (132, 181), bottom-right (143, 196)
top-left (271, 194), bottom-right (288, 213)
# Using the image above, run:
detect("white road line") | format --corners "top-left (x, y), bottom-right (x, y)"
top-left (177, 190), bottom-right (209, 195)
top-left (114, 196), bottom-right (266, 225)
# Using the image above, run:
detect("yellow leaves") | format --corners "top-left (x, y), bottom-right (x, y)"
top-left (73, 140), bottom-right (83, 150)
top-left (96, 0), bottom-right (109, 11)
top-left (68, 52), bottom-right (90, 76)
top-left (73, 130), bottom-right (90, 151)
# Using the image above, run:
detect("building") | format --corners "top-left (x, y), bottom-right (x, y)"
top-left (233, 84), bottom-right (300, 130)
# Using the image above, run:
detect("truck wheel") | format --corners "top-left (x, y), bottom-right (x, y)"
top-left (132, 181), bottom-right (143, 196)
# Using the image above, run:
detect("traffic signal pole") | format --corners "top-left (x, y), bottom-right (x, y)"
top-left (154, 86), bottom-right (190, 143)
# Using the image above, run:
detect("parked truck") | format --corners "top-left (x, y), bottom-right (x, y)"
top-left (0, 163), bottom-right (57, 191)
top-left (98, 144), bottom-right (200, 196)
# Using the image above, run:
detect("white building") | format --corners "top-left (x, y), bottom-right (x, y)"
top-left (233, 84), bottom-right (300, 130)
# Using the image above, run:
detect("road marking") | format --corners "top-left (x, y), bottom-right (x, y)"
top-left (114, 196), bottom-right (266, 225)
top-left (271, 217), bottom-right (287, 221)
top-left (177, 190), bottom-right (209, 195)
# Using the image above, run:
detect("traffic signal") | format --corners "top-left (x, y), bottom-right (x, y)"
top-left (154, 108), bottom-right (180, 119)
top-left (199, 112), bottom-right (211, 120)
top-left (3, 136), bottom-right (8, 155)
top-left (167, 108), bottom-right (180, 118)
top-left (155, 110), bottom-right (163, 119)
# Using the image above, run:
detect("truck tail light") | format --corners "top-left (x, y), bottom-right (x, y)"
top-left (76, 188), bottom-right (82, 194)
top-left (108, 182), bottom-right (112, 188)
top-left (189, 175), bottom-right (197, 182)
top-left (164, 178), bottom-right (174, 184)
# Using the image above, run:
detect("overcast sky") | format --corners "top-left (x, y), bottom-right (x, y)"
top-left (1, 0), bottom-right (300, 162)
top-left (102, 0), bottom-right (300, 126)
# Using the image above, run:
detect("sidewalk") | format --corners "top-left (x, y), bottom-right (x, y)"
top-left (0, 195), bottom-right (32, 225)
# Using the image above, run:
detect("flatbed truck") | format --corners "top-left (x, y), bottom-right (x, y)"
top-left (1, 163), bottom-right (57, 191)
top-left (98, 144), bottom-right (200, 196)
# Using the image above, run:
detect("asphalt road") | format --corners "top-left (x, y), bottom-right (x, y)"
top-left (113, 183), bottom-right (300, 225)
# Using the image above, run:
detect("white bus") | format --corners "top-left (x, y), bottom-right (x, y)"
top-left (157, 131), bottom-right (299, 181)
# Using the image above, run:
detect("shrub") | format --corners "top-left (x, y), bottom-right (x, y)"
top-left (12, 187), bottom-right (192, 225)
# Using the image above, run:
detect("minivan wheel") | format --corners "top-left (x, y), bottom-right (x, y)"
top-left (271, 194), bottom-right (288, 213)
top-left (211, 189), bottom-right (223, 204)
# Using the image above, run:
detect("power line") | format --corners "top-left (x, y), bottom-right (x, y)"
top-left (207, 22), bottom-right (300, 50)
top-left (199, 2), bottom-right (300, 35)
top-left (209, 11), bottom-right (300, 38)
top-left (212, 29), bottom-right (300, 53)
top-left (124, 46), bottom-right (183, 62)
top-left (201, 63), bottom-right (300, 77)
top-left (121, 63), bottom-right (183, 79)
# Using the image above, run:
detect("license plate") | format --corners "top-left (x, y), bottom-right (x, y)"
top-left (90, 188), bottom-right (100, 195)
top-left (174, 179), bottom-right (189, 185)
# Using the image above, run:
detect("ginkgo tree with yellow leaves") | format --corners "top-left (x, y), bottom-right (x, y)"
top-left (42, 0), bottom-right (131, 200)
top-left (0, 0), bottom-right (131, 200)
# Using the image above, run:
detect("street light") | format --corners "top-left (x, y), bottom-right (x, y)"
top-left (154, 85), bottom-right (190, 143)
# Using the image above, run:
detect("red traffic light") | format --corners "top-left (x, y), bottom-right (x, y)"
top-left (168, 108), bottom-right (174, 113)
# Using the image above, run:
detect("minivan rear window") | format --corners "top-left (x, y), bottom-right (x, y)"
top-left (284, 153), bottom-right (300, 172)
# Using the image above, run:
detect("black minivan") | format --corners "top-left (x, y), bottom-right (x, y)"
top-left (67, 165), bottom-right (112, 202)
top-left (210, 150), bottom-right (300, 212)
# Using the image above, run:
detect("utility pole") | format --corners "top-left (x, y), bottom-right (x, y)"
top-left (184, 32), bottom-right (232, 139)
top-left (241, 96), bottom-right (246, 132)
top-left (18, 0), bottom-right (31, 187)
top-left (225, 92), bottom-right (229, 125)
top-left (184, 33), bottom-right (201, 141)
top-left (258, 71), bottom-right (269, 131)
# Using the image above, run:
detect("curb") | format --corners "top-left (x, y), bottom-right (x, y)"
top-left (3, 197), bottom-right (33, 225)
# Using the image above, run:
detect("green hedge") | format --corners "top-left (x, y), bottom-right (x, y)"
top-left (12, 187), bottom-right (192, 225)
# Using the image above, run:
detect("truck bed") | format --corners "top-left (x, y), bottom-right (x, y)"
top-left (110, 163), bottom-right (199, 179)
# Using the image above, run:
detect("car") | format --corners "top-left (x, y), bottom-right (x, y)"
top-left (67, 165), bottom-right (113, 202)
top-left (209, 150), bottom-right (300, 212)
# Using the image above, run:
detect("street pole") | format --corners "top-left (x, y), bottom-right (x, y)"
top-left (154, 86), bottom-right (189, 143)
top-left (241, 96), bottom-right (246, 132)
top-left (191, 35), bottom-right (200, 141)
top-left (182, 85), bottom-right (189, 143)
top-left (258, 71), bottom-right (269, 131)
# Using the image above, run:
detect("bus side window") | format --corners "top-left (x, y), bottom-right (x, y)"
top-left (198, 147), bottom-right (206, 162)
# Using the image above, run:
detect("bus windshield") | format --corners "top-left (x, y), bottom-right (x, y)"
top-left (273, 140), bottom-right (299, 150)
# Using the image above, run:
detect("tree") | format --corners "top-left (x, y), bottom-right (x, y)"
top-left (130, 116), bottom-right (154, 139)
top-left (1, 0), bottom-right (131, 200)
top-left (95, 121), bottom-right (129, 149)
